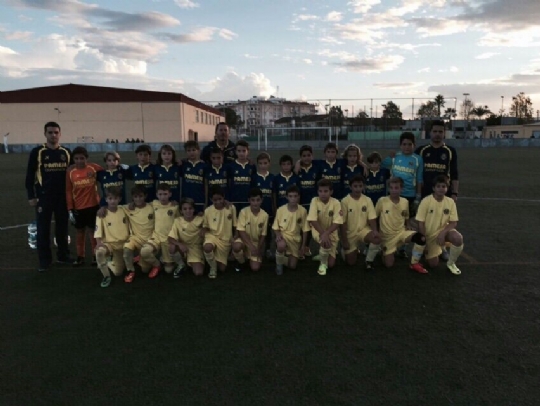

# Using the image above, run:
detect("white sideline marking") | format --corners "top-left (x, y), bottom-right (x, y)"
top-left (460, 197), bottom-right (540, 203)
top-left (0, 223), bottom-right (31, 231)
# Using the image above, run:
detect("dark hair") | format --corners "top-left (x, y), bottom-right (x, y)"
top-left (317, 178), bottom-right (333, 191)
top-left (180, 198), bottom-right (195, 209)
top-left (135, 144), bottom-right (152, 155)
top-left (156, 144), bottom-right (176, 165)
top-left (286, 185), bottom-right (300, 195)
top-left (184, 140), bottom-right (200, 151)
top-left (249, 188), bottom-right (263, 199)
top-left (210, 185), bottom-right (225, 198)
top-left (399, 132), bottom-right (415, 145)
top-left (433, 174), bottom-right (450, 187)
top-left (324, 142), bottom-right (338, 153)
top-left (349, 174), bottom-right (365, 186)
top-left (388, 176), bottom-right (404, 187)
top-left (367, 152), bottom-right (382, 163)
top-left (256, 152), bottom-right (271, 162)
top-left (105, 186), bottom-right (122, 198)
top-left (44, 122), bottom-right (60, 132)
top-left (236, 139), bottom-right (249, 150)
top-left (72, 146), bottom-right (88, 158)
top-left (156, 183), bottom-right (171, 192)
top-left (279, 154), bottom-right (293, 165)
top-left (210, 147), bottom-right (224, 156)
top-left (429, 120), bottom-right (446, 133)
top-left (299, 145), bottom-right (313, 155)
top-left (131, 185), bottom-right (147, 196)
top-left (215, 122), bottom-right (229, 134)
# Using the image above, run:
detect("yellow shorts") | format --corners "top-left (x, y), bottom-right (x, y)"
top-left (234, 238), bottom-right (263, 263)
top-left (343, 227), bottom-right (373, 254)
top-left (381, 230), bottom-right (416, 256)
top-left (282, 235), bottom-right (302, 258)
top-left (204, 234), bottom-right (231, 265)
top-left (124, 235), bottom-right (147, 251)
top-left (102, 241), bottom-right (125, 253)
top-left (147, 238), bottom-right (173, 263)
top-left (312, 230), bottom-right (339, 258)
top-left (185, 243), bottom-right (204, 265)
top-left (100, 243), bottom-right (126, 275)
top-left (425, 234), bottom-right (452, 260)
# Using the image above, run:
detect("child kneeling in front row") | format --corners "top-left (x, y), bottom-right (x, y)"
top-left (232, 188), bottom-right (269, 272)
top-left (168, 198), bottom-right (205, 277)
top-left (202, 186), bottom-right (237, 279)
top-left (94, 186), bottom-right (130, 288)
top-left (273, 185), bottom-right (310, 275)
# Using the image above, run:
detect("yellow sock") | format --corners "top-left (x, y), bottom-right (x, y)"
top-left (275, 251), bottom-right (287, 265)
top-left (366, 244), bottom-right (379, 262)
top-left (141, 244), bottom-right (160, 267)
top-left (411, 244), bottom-right (424, 264)
top-left (448, 244), bottom-right (463, 265)
top-left (123, 248), bottom-right (135, 272)
top-left (204, 251), bottom-right (217, 270)
top-left (96, 247), bottom-right (110, 277)
top-left (319, 248), bottom-right (329, 266)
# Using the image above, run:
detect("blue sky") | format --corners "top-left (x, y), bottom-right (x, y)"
top-left (1, 0), bottom-right (539, 117)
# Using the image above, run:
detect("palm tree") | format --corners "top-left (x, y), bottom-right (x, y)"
top-left (471, 105), bottom-right (492, 119)
top-left (434, 94), bottom-right (446, 117)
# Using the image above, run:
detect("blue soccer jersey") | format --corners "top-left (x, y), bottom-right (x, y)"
top-left (342, 164), bottom-right (364, 197)
top-left (155, 164), bottom-right (181, 202)
top-left (251, 171), bottom-right (275, 216)
top-left (382, 153), bottom-right (423, 198)
top-left (181, 159), bottom-right (207, 211)
top-left (364, 168), bottom-right (390, 204)
top-left (206, 164), bottom-right (229, 205)
top-left (317, 159), bottom-right (344, 200)
top-left (274, 172), bottom-right (300, 208)
top-left (96, 168), bottom-right (127, 206)
top-left (227, 160), bottom-right (256, 211)
top-left (128, 163), bottom-right (156, 202)
top-left (298, 163), bottom-right (321, 208)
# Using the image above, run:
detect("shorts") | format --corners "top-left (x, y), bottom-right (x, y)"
top-left (184, 243), bottom-right (204, 265)
top-left (99, 242), bottom-right (126, 275)
top-left (147, 238), bottom-right (173, 263)
top-left (381, 230), bottom-right (416, 256)
top-left (281, 235), bottom-right (302, 258)
top-left (124, 235), bottom-right (147, 251)
top-left (343, 227), bottom-right (373, 255)
top-left (312, 230), bottom-right (339, 258)
top-left (234, 238), bottom-right (262, 263)
top-left (74, 205), bottom-right (99, 229)
top-left (204, 234), bottom-right (231, 265)
top-left (425, 232), bottom-right (454, 259)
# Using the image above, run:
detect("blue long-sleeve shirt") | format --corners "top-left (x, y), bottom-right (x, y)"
top-left (26, 144), bottom-right (72, 199)
top-left (382, 153), bottom-right (423, 198)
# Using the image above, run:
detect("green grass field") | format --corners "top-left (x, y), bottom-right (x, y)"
top-left (1, 148), bottom-right (540, 405)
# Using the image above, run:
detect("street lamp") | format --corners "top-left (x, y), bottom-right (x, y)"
top-left (463, 93), bottom-right (470, 135)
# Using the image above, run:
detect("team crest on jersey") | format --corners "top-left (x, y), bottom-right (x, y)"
top-left (87, 171), bottom-right (94, 178)
top-left (401, 210), bottom-right (407, 217)
top-left (227, 213), bottom-right (232, 220)
top-left (229, 151), bottom-right (234, 156)
top-left (385, 210), bottom-right (390, 214)
top-left (312, 173), bottom-right (316, 179)
top-left (38, 207), bottom-right (43, 213)
top-left (337, 168), bottom-right (341, 174)
top-left (107, 223), bottom-right (112, 226)
top-left (258, 223), bottom-right (263, 228)
top-left (223, 171), bottom-right (228, 177)
top-left (199, 169), bottom-right (203, 175)
top-left (441, 153), bottom-right (447, 160)
top-left (60, 155), bottom-right (66, 161)
top-left (148, 172), bottom-right (153, 178)
top-left (429, 209), bottom-right (434, 213)
top-left (426, 153), bottom-right (431, 158)
top-left (235, 170), bottom-right (239, 174)
top-left (148, 214), bottom-right (154, 220)
top-left (443, 209), bottom-right (450, 215)
top-left (408, 161), bottom-right (414, 166)
top-left (122, 218), bottom-right (127, 224)
top-left (349, 208), bottom-right (353, 212)
top-left (329, 210), bottom-right (334, 217)
top-left (362, 206), bottom-right (367, 212)
top-left (380, 176), bottom-right (384, 181)
top-left (118, 173), bottom-right (123, 180)
top-left (297, 218), bottom-right (302, 224)
top-left (167, 210), bottom-right (174, 216)
top-left (175, 172), bottom-right (178, 178)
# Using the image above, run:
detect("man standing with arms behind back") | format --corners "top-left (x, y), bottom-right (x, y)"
top-left (416, 119), bottom-right (459, 260)
top-left (201, 122), bottom-right (237, 164)
top-left (26, 122), bottom-right (73, 272)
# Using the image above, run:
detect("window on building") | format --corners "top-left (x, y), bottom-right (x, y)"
top-left (196, 110), bottom-right (199, 123)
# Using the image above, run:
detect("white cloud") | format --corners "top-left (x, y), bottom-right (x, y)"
top-left (326, 11), bottom-right (343, 22)
top-left (219, 28), bottom-right (238, 40)
top-left (348, 0), bottom-right (381, 14)
top-left (418, 67), bottom-right (431, 73)
top-left (4, 31), bottom-right (33, 41)
top-left (412, 17), bottom-right (469, 37)
top-left (302, 58), bottom-right (313, 65)
top-left (318, 49), bottom-right (357, 62)
top-left (195, 71), bottom-right (276, 101)
top-left (475, 52), bottom-right (499, 60)
top-left (293, 14), bottom-right (320, 22)
top-left (373, 82), bottom-right (424, 89)
top-left (335, 55), bottom-right (404, 73)
top-left (0, 45), bottom-right (18, 55)
top-left (438, 66), bottom-right (459, 73)
top-left (243, 54), bottom-right (260, 60)
top-left (174, 0), bottom-right (199, 9)
top-left (478, 28), bottom-right (540, 47)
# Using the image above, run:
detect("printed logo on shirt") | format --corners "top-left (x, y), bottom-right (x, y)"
top-left (258, 223), bottom-right (263, 228)
top-left (87, 171), bottom-right (94, 178)
top-left (167, 210), bottom-right (174, 216)
top-left (443, 209), bottom-right (450, 215)
top-left (148, 172), bottom-right (153, 178)
top-left (329, 210), bottom-right (334, 217)
top-left (199, 169), bottom-right (203, 175)
top-left (61, 155), bottom-right (66, 161)
top-left (227, 213), bottom-right (232, 220)
top-left (118, 173), bottom-right (123, 180)
top-left (362, 206), bottom-right (367, 212)
top-left (148, 214), bottom-right (154, 220)
top-left (401, 210), bottom-right (407, 217)
top-left (441, 153), bottom-right (447, 160)
top-left (297, 218), bottom-right (302, 224)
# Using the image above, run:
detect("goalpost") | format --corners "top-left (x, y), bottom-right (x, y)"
top-left (260, 127), bottom-right (334, 150)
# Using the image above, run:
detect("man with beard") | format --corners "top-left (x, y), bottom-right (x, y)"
top-left (201, 122), bottom-right (237, 164)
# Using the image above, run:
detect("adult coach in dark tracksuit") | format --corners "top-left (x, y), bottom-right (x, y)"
top-left (26, 122), bottom-right (73, 272)
top-left (416, 119), bottom-right (459, 261)
top-left (201, 122), bottom-right (237, 164)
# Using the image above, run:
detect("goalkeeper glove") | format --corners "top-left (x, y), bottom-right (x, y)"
top-left (69, 210), bottom-right (77, 225)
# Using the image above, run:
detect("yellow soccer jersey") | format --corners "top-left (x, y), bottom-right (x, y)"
top-left (376, 196), bottom-right (410, 236)
top-left (203, 205), bottom-right (237, 240)
top-left (307, 197), bottom-right (344, 236)
top-left (94, 208), bottom-right (130, 243)
top-left (237, 207), bottom-right (269, 244)
top-left (152, 201), bottom-right (180, 242)
top-left (415, 195), bottom-right (458, 238)
top-left (122, 204), bottom-right (154, 240)
top-left (341, 194), bottom-right (376, 236)
top-left (168, 215), bottom-right (204, 246)
top-left (272, 205), bottom-right (310, 242)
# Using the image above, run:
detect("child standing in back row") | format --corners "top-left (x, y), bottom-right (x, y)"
top-left (155, 144), bottom-right (181, 202)
top-left (227, 140), bottom-right (255, 212)
top-left (181, 141), bottom-right (207, 214)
